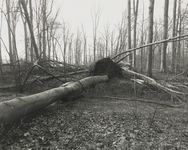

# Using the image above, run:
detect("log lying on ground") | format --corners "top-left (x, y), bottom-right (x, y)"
top-left (0, 75), bottom-right (109, 124)
top-left (122, 68), bottom-right (187, 101)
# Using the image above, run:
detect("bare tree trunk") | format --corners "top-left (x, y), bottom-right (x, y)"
top-left (23, 20), bottom-right (28, 61)
top-left (20, 0), bottom-right (39, 59)
top-left (68, 37), bottom-right (73, 64)
top-left (29, 0), bottom-right (34, 63)
top-left (42, 0), bottom-right (46, 59)
top-left (11, 8), bottom-right (18, 64)
top-left (146, 0), bottom-right (155, 77)
top-left (82, 25), bottom-right (87, 65)
top-left (133, 0), bottom-right (139, 68)
top-left (91, 6), bottom-right (101, 62)
top-left (0, 1), bottom-right (3, 77)
top-left (176, 0), bottom-right (182, 71)
top-left (110, 32), bottom-right (114, 56)
top-left (182, 22), bottom-right (185, 67)
top-left (171, 0), bottom-right (177, 72)
top-left (127, 0), bottom-right (132, 65)
top-left (104, 24), bottom-right (110, 57)
top-left (140, 3), bottom-right (144, 73)
top-left (47, 27), bottom-right (51, 60)
top-left (160, 0), bottom-right (169, 72)
top-left (83, 37), bottom-right (87, 65)
top-left (171, 0), bottom-right (177, 71)
top-left (52, 38), bottom-right (57, 62)
top-left (186, 39), bottom-right (188, 65)
top-left (0, 76), bottom-right (109, 124)
top-left (6, 0), bottom-right (13, 63)
top-left (62, 21), bottom-right (70, 72)
top-left (112, 34), bottom-right (188, 61)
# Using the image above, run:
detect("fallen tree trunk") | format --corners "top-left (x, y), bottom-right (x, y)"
top-left (0, 75), bottom-right (109, 124)
top-left (112, 33), bottom-right (188, 60)
top-left (122, 68), bottom-right (187, 101)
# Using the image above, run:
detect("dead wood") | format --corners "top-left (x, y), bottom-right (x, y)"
top-left (122, 68), bottom-right (187, 102)
top-left (169, 67), bottom-right (188, 81)
top-left (0, 75), bottom-right (109, 124)
top-left (102, 96), bottom-right (183, 108)
top-left (112, 33), bottom-right (188, 60)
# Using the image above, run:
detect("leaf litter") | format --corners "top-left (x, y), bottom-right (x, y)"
top-left (1, 79), bottom-right (188, 149)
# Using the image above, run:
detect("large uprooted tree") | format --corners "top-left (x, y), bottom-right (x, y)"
top-left (0, 48), bottom-right (187, 125)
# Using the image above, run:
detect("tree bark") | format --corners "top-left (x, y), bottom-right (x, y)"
top-left (0, 1), bottom-right (3, 65)
top-left (140, 2), bottom-right (145, 73)
top-left (146, 0), bottom-right (155, 77)
top-left (133, 0), bottom-right (139, 68)
top-left (0, 1), bottom-right (3, 78)
top-left (29, 0), bottom-right (34, 63)
top-left (160, 0), bottom-right (169, 72)
top-left (127, 0), bottom-right (132, 64)
top-left (122, 67), bottom-right (185, 101)
top-left (176, 0), bottom-right (182, 71)
top-left (6, 0), bottom-right (13, 63)
top-left (171, 0), bottom-right (177, 72)
top-left (112, 33), bottom-right (188, 60)
top-left (24, 21), bottom-right (28, 61)
top-left (91, 6), bottom-right (101, 62)
top-left (43, 0), bottom-right (46, 59)
top-left (0, 75), bottom-right (109, 124)
top-left (20, 0), bottom-right (39, 59)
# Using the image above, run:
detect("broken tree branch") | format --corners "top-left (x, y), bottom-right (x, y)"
top-left (122, 68), bottom-right (187, 101)
top-left (102, 96), bottom-right (183, 108)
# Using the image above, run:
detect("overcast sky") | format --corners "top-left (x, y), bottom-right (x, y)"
top-left (56, 0), bottom-right (166, 36)
top-left (0, 0), bottom-right (187, 60)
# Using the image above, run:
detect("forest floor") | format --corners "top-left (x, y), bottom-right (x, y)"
top-left (0, 73), bottom-right (188, 150)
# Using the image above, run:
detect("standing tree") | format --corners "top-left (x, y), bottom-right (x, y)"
top-left (133, 0), bottom-right (139, 68)
top-left (68, 33), bottom-right (74, 64)
top-left (176, 0), bottom-right (183, 71)
top-left (6, 0), bottom-right (13, 63)
top-left (47, 8), bottom-right (61, 61)
top-left (91, 5), bottom-right (102, 62)
top-left (171, 0), bottom-right (177, 72)
top-left (140, 2), bottom-right (145, 72)
top-left (10, 1), bottom-right (19, 63)
top-left (0, 0), bottom-right (3, 77)
top-left (110, 31), bottom-right (115, 56)
top-left (34, 0), bottom-right (42, 56)
top-left (103, 23), bottom-right (110, 57)
top-left (20, 0), bottom-right (28, 62)
top-left (146, 0), bottom-right (155, 77)
top-left (81, 24), bottom-right (87, 65)
top-left (20, 0), bottom-right (39, 59)
top-left (42, 0), bottom-right (46, 60)
top-left (62, 21), bottom-right (71, 71)
top-left (75, 28), bottom-right (82, 65)
top-left (114, 12), bottom-right (127, 60)
top-left (127, 0), bottom-right (132, 65)
top-left (160, 0), bottom-right (169, 72)
top-left (29, 0), bottom-right (34, 63)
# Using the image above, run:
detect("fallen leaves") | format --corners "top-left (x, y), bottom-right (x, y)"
top-left (1, 83), bottom-right (188, 149)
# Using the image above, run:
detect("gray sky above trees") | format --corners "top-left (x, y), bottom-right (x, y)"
top-left (0, 0), bottom-right (187, 61)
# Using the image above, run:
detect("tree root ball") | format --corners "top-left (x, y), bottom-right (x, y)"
top-left (89, 58), bottom-right (123, 79)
